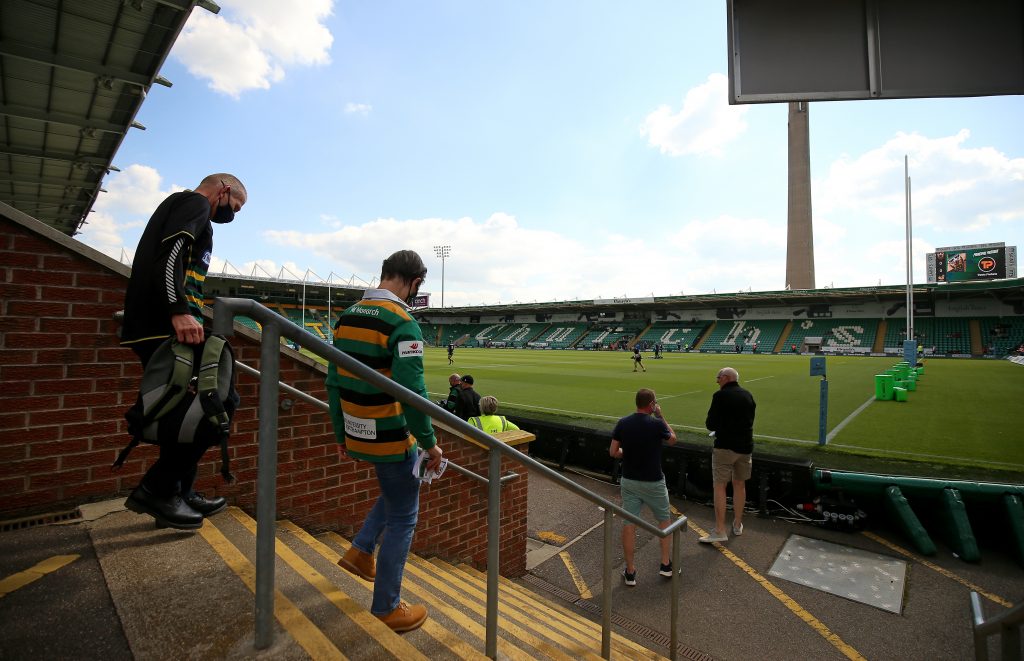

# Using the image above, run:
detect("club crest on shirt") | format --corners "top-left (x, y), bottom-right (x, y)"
top-left (202, 250), bottom-right (212, 266)
top-left (398, 341), bottom-right (423, 358)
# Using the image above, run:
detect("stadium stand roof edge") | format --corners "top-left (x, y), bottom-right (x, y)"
top-left (412, 278), bottom-right (1024, 317)
top-left (1, 0), bottom-right (209, 236)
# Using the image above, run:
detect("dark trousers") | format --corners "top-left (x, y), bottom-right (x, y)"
top-left (132, 339), bottom-right (212, 498)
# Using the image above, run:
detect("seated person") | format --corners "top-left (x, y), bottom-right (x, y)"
top-left (468, 396), bottom-right (520, 434)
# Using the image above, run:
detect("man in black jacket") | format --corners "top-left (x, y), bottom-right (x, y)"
top-left (699, 367), bottom-right (756, 543)
top-left (456, 374), bottom-right (481, 420)
top-left (120, 173), bottom-right (246, 530)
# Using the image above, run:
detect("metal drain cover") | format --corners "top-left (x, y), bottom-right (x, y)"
top-left (768, 534), bottom-right (907, 614)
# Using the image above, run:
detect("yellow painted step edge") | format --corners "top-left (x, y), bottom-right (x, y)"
top-left (198, 516), bottom-right (347, 661)
top-left (224, 508), bottom-right (427, 661)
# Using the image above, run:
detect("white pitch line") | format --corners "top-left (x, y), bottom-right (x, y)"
top-left (826, 396), bottom-right (875, 443)
top-left (746, 375), bottom-right (776, 383)
top-left (658, 390), bottom-right (703, 400)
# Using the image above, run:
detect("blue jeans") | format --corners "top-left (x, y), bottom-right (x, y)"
top-left (351, 453), bottom-right (421, 615)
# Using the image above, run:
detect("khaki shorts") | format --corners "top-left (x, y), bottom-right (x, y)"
top-left (712, 449), bottom-right (752, 483)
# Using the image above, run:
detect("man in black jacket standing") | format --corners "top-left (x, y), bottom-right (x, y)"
top-left (699, 367), bottom-right (755, 543)
top-left (120, 173), bottom-right (246, 529)
top-left (455, 374), bottom-right (481, 420)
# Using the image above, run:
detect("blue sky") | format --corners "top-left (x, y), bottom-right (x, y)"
top-left (79, 1), bottom-right (1024, 307)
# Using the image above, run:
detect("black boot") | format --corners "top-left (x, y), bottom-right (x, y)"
top-left (184, 492), bottom-right (227, 517)
top-left (125, 485), bottom-right (203, 530)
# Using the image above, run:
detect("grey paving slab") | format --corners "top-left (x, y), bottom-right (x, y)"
top-left (0, 519), bottom-right (131, 661)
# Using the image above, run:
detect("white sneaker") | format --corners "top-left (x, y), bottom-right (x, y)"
top-left (698, 530), bottom-right (728, 543)
top-left (733, 522), bottom-right (744, 536)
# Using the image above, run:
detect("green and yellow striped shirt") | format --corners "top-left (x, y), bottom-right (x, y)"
top-left (326, 289), bottom-right (436, 462)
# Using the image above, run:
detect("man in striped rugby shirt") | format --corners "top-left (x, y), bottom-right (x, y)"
top-left (328, 249), bottom-right (444, 633)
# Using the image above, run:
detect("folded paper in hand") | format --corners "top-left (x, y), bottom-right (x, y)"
top-left (413, 448), bottom-right (448, 483)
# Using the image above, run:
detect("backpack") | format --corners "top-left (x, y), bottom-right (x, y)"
top-left (114, 335), bottom-right (239, 481)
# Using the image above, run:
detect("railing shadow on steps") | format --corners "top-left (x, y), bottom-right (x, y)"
top-left (213, 297), bottom-right (688, 661)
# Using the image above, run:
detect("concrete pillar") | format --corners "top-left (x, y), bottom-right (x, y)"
top-left (786, 101), bottom-right (815, 290)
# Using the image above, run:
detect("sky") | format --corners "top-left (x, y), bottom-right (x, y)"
top-left (78, 1), bottom-right (1024, 308)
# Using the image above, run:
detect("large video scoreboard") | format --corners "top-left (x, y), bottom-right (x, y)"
top-left (926, 243), bottom-right (1018, 284)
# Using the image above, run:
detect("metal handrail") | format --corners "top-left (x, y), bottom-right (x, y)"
top-left (232, 360), bottom-right (519, 486)
top-left (971, 591), bottom-right (1023, 661)
top-left (213, 297), bottom-right (687, 660)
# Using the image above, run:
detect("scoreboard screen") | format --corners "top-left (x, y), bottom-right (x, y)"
top-left (928, 246), bottom-right (1011, 283)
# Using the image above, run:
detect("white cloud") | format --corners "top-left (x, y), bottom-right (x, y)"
top-left (344, 102), bottom-right (372, 116)
top-left (173, 0), bottom-right (333, 97)
top-left (815, 130), bottom-right (1024, 231)
top-left (261, 211), bottom-right (785, 306)
top-left (640, 73), bottom-right (750, 157)
top-left (813, 130), bottom-right (1024, 286)
top-left (78, 165), bottom-right (182, 261)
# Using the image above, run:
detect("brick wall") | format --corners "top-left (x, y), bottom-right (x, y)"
top-left (0, 206), bottom-right (528, 576)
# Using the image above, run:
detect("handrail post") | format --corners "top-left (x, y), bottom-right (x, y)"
top-left (486, 448), bottom-right (501, 659)
top-left (1001, 622), bottom-right (1019, 661)
top-left (602, 508), bottom-right (613, 659)
top-left (971, 592), bottom-right (990, 661)
top-left (254, 322), bottom-right (280, 649)
top-left (670, 527), bottom-right (681, 661)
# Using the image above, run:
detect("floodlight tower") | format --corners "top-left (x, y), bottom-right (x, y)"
top-left (786, 101), bottom-right (816, 290)
top-left (433, 245), bottom-right (451, 308)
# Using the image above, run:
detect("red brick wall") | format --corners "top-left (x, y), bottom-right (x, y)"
top-left (0, 212), bottom-right (528, 576)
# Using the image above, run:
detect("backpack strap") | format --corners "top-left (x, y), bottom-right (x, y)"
top-left (196, 335), bottom-right (235, 483)
top-left (143, 341), bottom-right (195, 423)
top-left (197, 336), bottom-right (232, 436)
top-left (111, 438), bottom-right (139, 470)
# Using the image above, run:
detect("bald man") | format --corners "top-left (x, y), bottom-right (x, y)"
top-left (699, 367), bottom-right (756, 543)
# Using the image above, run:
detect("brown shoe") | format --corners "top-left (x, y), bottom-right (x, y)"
top-left (376, 601), bottom-right (427, 633)
top-left (338, 546), bottom-right (375, 581)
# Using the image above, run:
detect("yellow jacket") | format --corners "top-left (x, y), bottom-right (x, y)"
top-left (468, 415), bottom-right (519, 434)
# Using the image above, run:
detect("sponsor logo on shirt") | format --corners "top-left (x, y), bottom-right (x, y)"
top-left (398, 340), bottom-right (423, 358)
top-left (352, 305), bottom-right (380, 316)
top-left (344, 414), bottom-right (377, 440)
top-left (202, 250), bottom-right (212, 265)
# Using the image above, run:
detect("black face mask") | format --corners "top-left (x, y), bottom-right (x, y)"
top-left (405, 278), bottom-right (422, 307)
top-left (211, 189), bottom-right (235, 224)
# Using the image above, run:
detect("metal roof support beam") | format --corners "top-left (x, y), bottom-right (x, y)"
top-left (0, 147), bottom-right (108, 166)
top-left (0, 102), bottom-right (134, 135)
top-left (0, 39), bottom-right (155, 88)
top-left (5, 195), bottom-right (88, 206)
top-left (0, 176), bottom-right (92, 188)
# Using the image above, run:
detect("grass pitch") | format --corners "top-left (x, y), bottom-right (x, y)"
top-left (424, 348), bottom-right (1024, 479)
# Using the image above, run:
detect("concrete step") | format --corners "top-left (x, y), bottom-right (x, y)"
top-left (446, 560), bottom-right (666, 660)
top-left (94, 503), bottom-right (665, 659)
top-left (89, 505), bottom-right (308, 660)
top-left (315, 526), bottom-right (665, 660)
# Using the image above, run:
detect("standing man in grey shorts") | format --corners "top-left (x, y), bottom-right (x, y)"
top-left (609, 388), bottom-right (677, 585)
top-left (699, 367), bottom-right (756, 543)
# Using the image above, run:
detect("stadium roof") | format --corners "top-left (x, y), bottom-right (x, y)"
top-left (0, 0), bottom-right (217, 236)
top-left (416, 278), bottom-right (1024, 317)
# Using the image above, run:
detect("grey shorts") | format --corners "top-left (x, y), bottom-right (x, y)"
top-left (712, 449), bottom-right (752, 483)
top-left (620, 477), bottom-right (670, 522)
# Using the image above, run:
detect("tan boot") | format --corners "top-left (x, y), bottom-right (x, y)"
top-left (338, 546), bottom-right (376, 581)
top-left (376, 601), bottom-right (427, 633)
